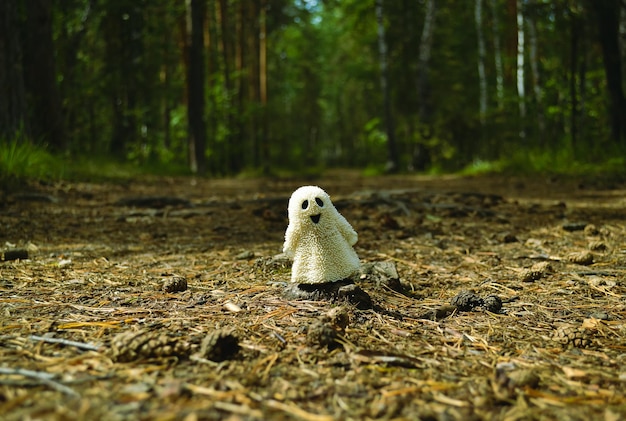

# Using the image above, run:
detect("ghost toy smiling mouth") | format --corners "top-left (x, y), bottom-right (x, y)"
top-left (283, 186), bottom-right (372, 309)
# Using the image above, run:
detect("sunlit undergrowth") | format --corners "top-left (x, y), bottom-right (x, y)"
top-left (66, 156), bottom-right (191, 182)
top-left (0, 139), bottom-right (192, 188)
top-left (460, 147), bottom-right (626, 178)
top-left (0, 137), bottom-right (60, 186)
top-left (2, 136), bottom-right (624, 189)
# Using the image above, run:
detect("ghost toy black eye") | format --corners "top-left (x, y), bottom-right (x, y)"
top-left (301, 200), bottom-right (309, 210)
top-left (315, 197), bottom-right (324, 207)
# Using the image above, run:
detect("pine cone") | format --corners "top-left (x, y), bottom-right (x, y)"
top-left (552, 326), bottom-right (593, 348)
top-left (198, 330), bottom-right (240, 362)
top-left (519, 262), bottom-right (552, 282)
top-left (109, 329), bottom-right (191, 362)
top-left (567, 251), bottom-right (594, 266)
top-left (588, 241), bottom-right (607, 252)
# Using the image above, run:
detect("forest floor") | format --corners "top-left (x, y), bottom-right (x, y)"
top-left (1, 171), bottom-right (625, 420)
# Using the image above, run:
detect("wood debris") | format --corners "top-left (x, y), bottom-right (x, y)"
top-left (1, 174), bottom-right (625, 420)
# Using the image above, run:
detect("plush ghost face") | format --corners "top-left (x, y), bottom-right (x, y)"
top-left (283, 186), bottom-right (360, 284)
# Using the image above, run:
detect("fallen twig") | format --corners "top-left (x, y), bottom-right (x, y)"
top-left (28, 335), bottom-right (101, 352)
top-left (266, 399), bottom-right (334, 421)
top-left (0, 367), bottom-right (79, 397)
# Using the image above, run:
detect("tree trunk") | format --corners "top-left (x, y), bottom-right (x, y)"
top-left (187, 0), bottom-right (207, 174)
top-left (569, 10), bottom-right (580, 149)
top-left (231, 0), bottom-right (247, 173)
top-left (527, 12), bottom-right (544, 139)
top-left (0, 0), bottom-right (27, 141)
top-left (588, 0), bottom-right (625, 145)
top-left (217, 0), bottom-right (235, 174)
top-left (259, 0), bottom-right (269, 173)
top-left (417, 0), bottom-right (436, 125)
top-left (22, 0), bottom-right (65, 150)
top-left (206, 0), bottom-right (218, 172)
top-left (490, 0), bottom-right (504, 109)
top-left (475, 0), bottom-right (487, 125)
top-left (413, 0), bottom-right (436, 171)
top-left (375, 0), bottom-right (398, 173)
top-left (516, 0), bottom-right (526, 139)
top-left (247, 0), bottom-right (259, 168)
top-left (102, 2), bottom-right (142, 158)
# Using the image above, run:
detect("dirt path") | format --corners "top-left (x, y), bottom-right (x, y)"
top-left (1, 172), bottom-right (625, 420)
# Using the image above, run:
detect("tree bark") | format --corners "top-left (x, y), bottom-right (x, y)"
top-left (0, 0), bottom-right (27, 141)
top-left (22, 0), bottom-right (65, 150)
top-left (527, 12), bottom-right (544, 138)
top-left (259, 0), bottom-right (269, 173)
top-left (475, 0), bottom-right (487, 125)
top-left (417, 0), bottom-right (436, 125)
top-left (569, 10), bottom-right (580, 149)
top-left (516, 0), bottom-right (526, 139)
top-left (375, 0), bottom-right (398, 173)
top-left (489, 0), bottom-right (504, 109)
top-left (187, 0), bottom-right (207, 174)
top-left (413, 0), bottom-right (436, 171)
top-left (588, 0), bottom-right (625, 145)
top-left (217, 0), bottom-right (236, 173)
top-left (102, 2), bottom-right (143, 158)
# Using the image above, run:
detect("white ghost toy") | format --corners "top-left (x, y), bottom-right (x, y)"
top-left (283, 186), bottom-right (360, 284)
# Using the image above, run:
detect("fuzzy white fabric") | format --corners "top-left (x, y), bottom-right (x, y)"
top-left (283, 186), bottom-right (360, 284)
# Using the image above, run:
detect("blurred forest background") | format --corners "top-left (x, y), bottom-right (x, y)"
top-left (1, 0), bottom-right (625, 181)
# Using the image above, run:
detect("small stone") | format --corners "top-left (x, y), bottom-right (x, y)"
top-left (286, 279), bottom-right (373, 310)
top-left (482, 295), bottom-right (502, 313)
top-left (235, 250), bottom-right (255, 260)
top-left (567, 251), bottom-right (594, 265)
top-left (451, 290), bottom-right (483, 312)
top-left (503, 369), bottom-right (540, 389)
top-left (307, 307), bottom-right (349, 349)
top-left (327, 307), bottom-right (350, 330)
top-left (519, 269), bottom-right (537, 283)
top-left (198, 330), bottom-right (240, 362)
top-left (337, 284), bottom-right (373, 310)
top-left (162, 276), bottom-right (187, 293)
top-left (588, 312), bottom-right (610, 321)
top-left (587, 277), bottom-right (616, 288)
top-left (418, 305), bottom-right (457, 321)
top-left (357, 261), bottom-right (404, 293)
top-left (307, 321), bottom-right (341, 349)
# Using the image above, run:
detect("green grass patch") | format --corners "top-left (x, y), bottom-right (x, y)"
top-left (67, 156), bottom-right (192, 181)
top-left (459, 159), bottom-right (504, 176)
top-left (0, 138), bottom-right (62, 186)
top-left (459, 147), bottom-right (626, 177)
top-left (0, 137), bottom-right (193, 187)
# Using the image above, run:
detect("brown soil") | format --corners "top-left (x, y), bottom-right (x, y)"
top-left (1, 171), bottom-right (625, 420)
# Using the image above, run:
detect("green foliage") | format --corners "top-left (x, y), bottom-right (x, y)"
top-left (0, 136), bottom-right (61, 185)
top-left (65, 156), bottom-right (192, 181)
top-left (0, 135), bottom-right (192, 187)
top-left (460, 147), bottom-right (626, 177)
top-left (459, 159), bottom-right (504, 176)
top-left (5, 0), bottom-right (620, 179)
